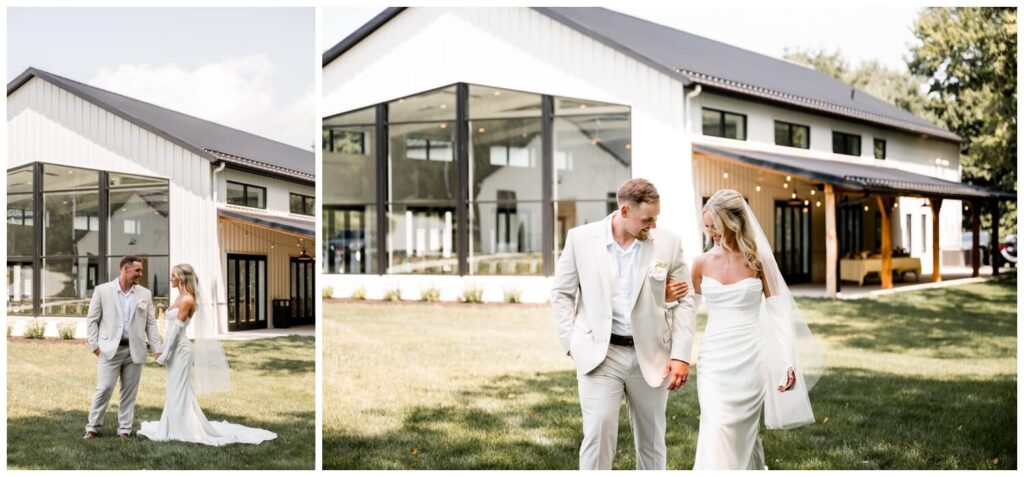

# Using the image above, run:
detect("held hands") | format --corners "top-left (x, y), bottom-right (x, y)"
top-left (665, 279), bottom-right (689, 302)
top-left (777, 367), bottom-right (796, 392)
top-left (664, 359), bottom-right (689, 391)
top-left (93, 348), bottom-right (100, 357)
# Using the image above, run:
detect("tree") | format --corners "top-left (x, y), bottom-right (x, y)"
top-left (908, 7), bottom-right (1017, 236)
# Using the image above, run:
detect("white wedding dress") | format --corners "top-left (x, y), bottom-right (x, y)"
top-left (138, 308), bottom-right (277, 446)
top-left (693, 276), bottom-right (769, 470)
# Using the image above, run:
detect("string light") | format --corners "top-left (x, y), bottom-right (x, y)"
top-left (815, 201), bottom-right (822, 207)
top-left (755, 185), bottom-right (762, 192)
top-left (722, 172), bottom-right (729, 179)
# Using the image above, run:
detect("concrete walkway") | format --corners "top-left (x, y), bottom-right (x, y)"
top-left (216, 325), bottom-right (316, 341)
top-left (790, 266), bottom-right (1010, 299)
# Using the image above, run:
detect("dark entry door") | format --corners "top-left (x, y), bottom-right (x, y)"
top-left (774, 201), bottom-right (812, 283)
top-left (324, 207), bottom-right (368, 274)
top-left (227, 254), bottom-right (267, 331)
top-left (290, 256), bottom-right (315, 326)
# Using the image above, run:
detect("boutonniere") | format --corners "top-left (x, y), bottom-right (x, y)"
top-left (650, 260), bottom-right (669, 281)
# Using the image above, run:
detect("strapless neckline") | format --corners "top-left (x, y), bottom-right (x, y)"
top-left (702, 274), bottom-right (759, 287)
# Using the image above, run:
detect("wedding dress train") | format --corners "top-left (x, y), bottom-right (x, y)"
top-left (138, 308), bottom-right (276, 446)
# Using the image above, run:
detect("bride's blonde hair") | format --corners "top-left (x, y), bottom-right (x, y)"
top-left (171, 263), bottom-right (199, 299)
top-left (703, 189), bottom-right (762, 276)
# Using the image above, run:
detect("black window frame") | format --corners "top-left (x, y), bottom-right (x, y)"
top-left (702, 107), bottom-right (747, 140)
top-left (226, 180), bottom-right (267, 209)
top-left (290, 192), bottom-right (315, 216)
top-left (874, 138), bottom-right (887, 160)
top-left (774, 120), bottom-right (810, 149)
top-left (832, 131), bottom-right (862, 156)
top-left (322, 82), bottom-right (632, 277)
top-left (6, 162), bottom-right (170, 317)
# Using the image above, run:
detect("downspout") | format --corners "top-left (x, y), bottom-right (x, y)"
top-left (684, 83), bottom-right (703, 262)
top-left (210, 160), bottom-right (227, 334)
top-left (212, 161), bottom-right (226, 203)
top-left (684, 84), bottom-right (702, 131)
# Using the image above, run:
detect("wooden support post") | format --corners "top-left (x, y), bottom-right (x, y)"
top-left (825, 184), bottom-right (838, 297)
top-left (991, 200), bottom-right (1001, 276)
top-left (875, 195), bottom-right (895, 289)
top-left (930, 198), bottom-right (943, 282)
top-left (971, 200), bottom-right (981, 278)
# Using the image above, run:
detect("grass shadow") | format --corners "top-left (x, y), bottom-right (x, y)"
top-left (7, 407), bottom-right (314, 470)
top-left (325, 366), bottom-right (1016, 470)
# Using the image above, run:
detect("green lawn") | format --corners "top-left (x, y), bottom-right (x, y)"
top-left (323, 276), bottom-right (1017, 470)
top-left (8, 335), bottom-right (315, 470)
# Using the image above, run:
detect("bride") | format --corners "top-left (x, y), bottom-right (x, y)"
top-left (687, 189), bottom-right (823, 469)
top-left (138, 263), bottom-right (276, 446)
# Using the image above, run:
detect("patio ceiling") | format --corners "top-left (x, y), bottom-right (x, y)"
top-left (694, 144), bottom-right (1016, 202)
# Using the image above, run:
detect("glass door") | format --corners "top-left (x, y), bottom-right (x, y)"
top-left (774, 201), bottom-right (812, 283)
top-left (290, 256), bottom-right (315, 326)
top-left (227, 254), bottom-right (267, 331)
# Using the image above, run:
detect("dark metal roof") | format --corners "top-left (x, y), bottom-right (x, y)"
top-left (218, 208), bottom-right (315, 237)
top-left (695, 144), bottom-right (1016, 201)
top-left (8, 68), bottom-right (314, 183)
top-left (322, 7), bottom-right (406, 67)
top-left (323, 7), bottom-right (960, 143)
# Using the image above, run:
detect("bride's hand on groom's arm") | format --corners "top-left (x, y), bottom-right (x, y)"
top-left (665, 359), bottom-right (689, 391)
top-left (665, 279), bottom-right (688, 302)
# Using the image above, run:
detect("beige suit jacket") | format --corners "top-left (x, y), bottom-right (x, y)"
top-left (552, 217), bottom-right (699, 386)
top-left (86, 280), bottom-right (162, 364)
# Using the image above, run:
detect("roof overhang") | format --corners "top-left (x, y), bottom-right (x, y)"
top-left (322, 7), bottom-right (960, 145)
top-left (8, 68), bottom-right (314, 184)
top-left (694, 144), bottom-right (1016, 202)
top-left (218, 208), bottom-right (315, 238)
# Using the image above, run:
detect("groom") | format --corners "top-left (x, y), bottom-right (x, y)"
top-left (552, 178), bottom-right (698, 470)
top-left (83, 255), bottom-right (163, 439)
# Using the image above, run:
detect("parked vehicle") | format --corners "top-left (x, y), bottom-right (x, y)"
top-left (998, 234), bottom-right (1016, 267)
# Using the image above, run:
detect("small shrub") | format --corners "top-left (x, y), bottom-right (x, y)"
top-left (461, 285), bottom-right (484, 304)
top-left (323, 284), bottom-right (334, 299)
top-left (420, 286), bottom-right (441, 302)
top-left (6, 323), bottom-right (12, 338)
top-left (57, 321), bottom-right (77, 340)
top-left (24, 320), bottom-right (46, 339)
top-left (384, 287), bottom-right (403, 302)
top-left (351, 287), bottom-right (366, 300)
top-left (504, 288), bottom-right (522, 304)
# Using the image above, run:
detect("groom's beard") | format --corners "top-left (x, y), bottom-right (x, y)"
top-left (636, 229), bottom-right (650, 240)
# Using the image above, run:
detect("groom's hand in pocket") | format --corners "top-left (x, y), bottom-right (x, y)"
top-left (665, 359), bottom-right (689, 390)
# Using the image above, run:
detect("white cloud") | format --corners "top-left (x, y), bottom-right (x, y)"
top-left (88, 55), bottom-right (313, 150)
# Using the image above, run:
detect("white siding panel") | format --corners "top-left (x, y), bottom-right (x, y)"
top-left (323, 6), bottom-right (699, 260)
top-left (7, 76), bottom-right (224, 331)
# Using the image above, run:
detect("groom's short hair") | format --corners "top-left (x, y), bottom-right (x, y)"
top-left (617, 178), bottom-right (660, 207)
top-left (119, 255), bottom-right (144, 270)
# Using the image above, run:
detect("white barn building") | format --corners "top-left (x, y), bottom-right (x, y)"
top-left (7, 68), bottom-right (316, 336)
top-left (321, 7), bottom-right (1012, 301)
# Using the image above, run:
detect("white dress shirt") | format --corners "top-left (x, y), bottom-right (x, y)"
top-left (116, 283), bottom-right (135, 341)
top-left (605, 214), bottom-right (642, 336)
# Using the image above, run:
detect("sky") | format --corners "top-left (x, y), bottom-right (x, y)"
top-left (321, 6), bottom-right (923, 73)
top-left (8, 8), bottom-right (315, 150)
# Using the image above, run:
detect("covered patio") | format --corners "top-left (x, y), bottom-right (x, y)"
top-left (694, 145), bottom-right (1015, 298)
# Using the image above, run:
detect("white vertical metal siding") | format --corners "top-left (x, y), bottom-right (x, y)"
top-left (323, 7), bottom-right (699, 259)
top-left (8, 76), bottom-right (226, 330)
